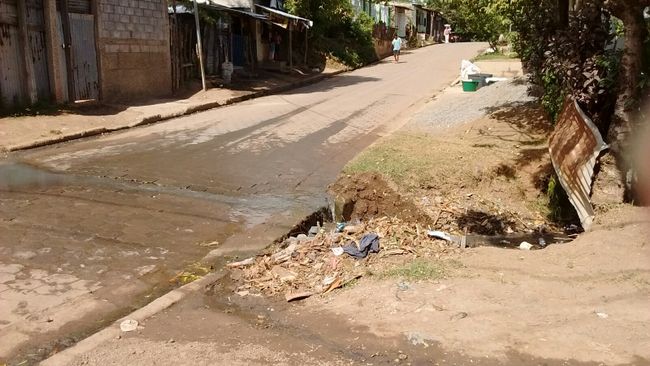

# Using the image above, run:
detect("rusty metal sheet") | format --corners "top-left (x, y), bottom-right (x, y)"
top-left (27, 0), bottom-right (50, 101)
top-left (0, 21), bottom-right (24, 109)
top-left (0, 0), bottom-right (50, 109)
top-left (549, 99), bottom-right (607, 231)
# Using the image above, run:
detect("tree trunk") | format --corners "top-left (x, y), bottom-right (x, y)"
top-left (593, 1), bottom-right (649, 204)
top-left (607, 4), bottom-right (647, 147)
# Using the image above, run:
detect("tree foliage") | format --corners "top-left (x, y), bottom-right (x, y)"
top-left (285, 0), bottom-right (377, 67)
top-left (510, 0), bottom-right (619, 127)
top-left (511, 0), bottom-right (650, 202)
top-left (428, 0), bottom-right (510, 49)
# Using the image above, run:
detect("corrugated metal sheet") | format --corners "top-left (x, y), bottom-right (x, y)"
top-left (0, 24), bottom-right (24, 108)
top-left (0, 0), bottom-right (24, 109)
top-left (69, 13), bottom-right (98, 100)
top-left (0, 0), bottom-right (50, 109)
top-left (27, 0), bottom-right (50, 100)
top-left (548, 99), bottom-right (607, 231)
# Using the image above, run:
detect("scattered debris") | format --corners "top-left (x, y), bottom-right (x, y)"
top-left (397, 281), bottom-right (411, 291)
top-left (119, 319), bottom-right (139, 332)
top-left (406, 332), bottom-right (431, 347)
top-left (308, 226), bottom-right (320, 237)
top-left (519, 241), bottom-right (533, 250)
top-left (227, 257), bottom-right (256, 268)
top-left (198, 240), bottom-right (219, 247)
top-left (285, 291), bottom-right (315, 302)
top-left (272, 244), bottom-right (298, 264)
top-left (331, 247), bottom-right (344, 256)
top-left (230, 216), bottom-right (459, 301)
top-left (595, 311), bottom-right (609, 319)
top-left (342, 233), bottom-right (380, 259)
top-left (427, 230), bottom-right (452, 242)
top-left (450, 311), bottom-right (468, 321)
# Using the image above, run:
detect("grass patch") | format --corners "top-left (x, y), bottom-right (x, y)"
top-left (344, 133), bottom-right (447, 190)
top-left (378, 259), bottom-right (462, 281)
top-left (473, 52), bottom-right (519, 62)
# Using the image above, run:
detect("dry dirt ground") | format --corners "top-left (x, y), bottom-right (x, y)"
top-left (61, 72), bottom-right (650, 366)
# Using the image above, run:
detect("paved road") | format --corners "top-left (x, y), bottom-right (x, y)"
top-left (0, 42), bottom-right (485, 363)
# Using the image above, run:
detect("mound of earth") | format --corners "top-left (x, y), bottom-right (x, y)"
top-left (328, 172), bottom-right (430, 224)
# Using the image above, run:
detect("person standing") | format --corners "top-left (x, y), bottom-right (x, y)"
top-left (391, 34), bottom-right (402, 63)
top-left (443, 24), bottom-right (451, 43)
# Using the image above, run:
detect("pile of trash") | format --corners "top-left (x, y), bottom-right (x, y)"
top-left (227, 216), bottom-right (460, 302)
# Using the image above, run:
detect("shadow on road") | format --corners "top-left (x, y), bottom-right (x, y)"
top-left (282, 74), bottom-right (381, 95)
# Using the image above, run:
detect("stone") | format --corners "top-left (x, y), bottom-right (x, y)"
top-left (13, 251), bottom-right (37, 260)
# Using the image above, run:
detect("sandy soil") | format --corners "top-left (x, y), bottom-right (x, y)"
top-left (306, 205), bottom-right (650, 365)
top-left (42, 61), bottom-right (650, 366)
top-left (312, 78), bottom-right (650, 365)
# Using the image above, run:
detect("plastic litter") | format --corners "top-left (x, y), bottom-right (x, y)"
top-left (519, 241), bottom-right (533, 250)
top-left (460, 60), bottom-right (481, 81)
top-left (331, 247), bottom-right (344, 256)
top-left (485, 77), bottom-right (508, 83)
top-left (308, 226), bottom-right (319, 237)
top-left (120, 319), bottom-right (138, 332)
top-left (427, 230), bottom-right (452, 242)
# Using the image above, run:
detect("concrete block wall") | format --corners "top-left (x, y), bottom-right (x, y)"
top-left (97, 0), bottom-right (171, 101)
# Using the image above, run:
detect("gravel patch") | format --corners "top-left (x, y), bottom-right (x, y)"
top-left (409, 78), bottom-right (534, 130)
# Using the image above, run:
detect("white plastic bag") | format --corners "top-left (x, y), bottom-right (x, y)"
top-left (460, 60), bottom-right (481, 81)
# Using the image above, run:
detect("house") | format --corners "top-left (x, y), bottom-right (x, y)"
top-left (169, 0), bottom-right (267, 89)
top-left (254, 0), bottom-right (312, 70)
top-left (168, 0), bottom-right (312, 89)
top-left (0, 0), bottom-right (172, 110)
top-left (381, 1), bottom-right (444, 44)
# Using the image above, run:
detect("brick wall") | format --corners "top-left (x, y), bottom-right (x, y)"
top-left (97, 0), bottom-right (171, 101)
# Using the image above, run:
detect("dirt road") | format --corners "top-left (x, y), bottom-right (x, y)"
top-left (40, 64), bottom-right (650, 366)
top-left (0, 43), bottom-right (485, 364)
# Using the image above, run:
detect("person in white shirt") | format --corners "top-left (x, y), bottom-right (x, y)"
top-left (391, 34), bottom-right (402, 63)
top-left (444, 25), bottom-right (451, 43)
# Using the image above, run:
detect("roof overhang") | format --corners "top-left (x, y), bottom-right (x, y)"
top-left (255, 4), bottom-right (313, 28)
top-left (390, 2), bottom-right (414, 10)
top-left (169, 0), bottom-right (267, 21)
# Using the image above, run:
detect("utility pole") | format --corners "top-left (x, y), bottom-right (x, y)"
top-left (193, 0), bottom-right (207, 91)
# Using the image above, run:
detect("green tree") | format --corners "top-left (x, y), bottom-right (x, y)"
top-left (428, 0), bottom-right (511, 49)
top-left (285, 0), bottom-right (377, 67)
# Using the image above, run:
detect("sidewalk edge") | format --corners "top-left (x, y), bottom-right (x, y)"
top-left (39, 271), bottom-right (225, 366)
top-left (5, 70), bottom-right (345, 153)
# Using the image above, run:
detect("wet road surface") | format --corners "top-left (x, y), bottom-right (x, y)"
top-left (0, 43), bottom-right (485, 363)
